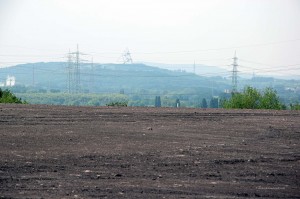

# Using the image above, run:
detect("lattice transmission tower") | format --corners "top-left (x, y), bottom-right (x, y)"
top-left (89, 57), bottom-right (95, 93)
top-left (66, 49), bottom-right (74, 93)
top-left (122, 48), bottom-right (133, 64)
top-left (231, 51), bottom-right (238, 93)
top-left (74, 45), bottom-right (80, 93)
top-left (66, 45), bottom-right (86, 93)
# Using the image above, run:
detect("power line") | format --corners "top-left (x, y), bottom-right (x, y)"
top-left (2, 62), bottom-right (300, 76)
top-left (1, 62), bottom-right (299, 78)
top-left (2, 38), bottom-right (298, 57)
top-left (92, 38), bottom-right (300, 55)
top-left (239, 65), bottom-right (300, 74)
top-left (0, 54), bottom-right (64, 58)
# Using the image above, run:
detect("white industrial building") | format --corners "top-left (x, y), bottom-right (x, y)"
top-left (6, 75), bottom-right (16, 87)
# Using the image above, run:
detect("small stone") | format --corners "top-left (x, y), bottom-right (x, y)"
top-left (84, 170), bottom-right (91, 173)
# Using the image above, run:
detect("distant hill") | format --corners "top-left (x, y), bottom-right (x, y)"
top-left (142, 62), bottom-right (229, 77)
top-left (0, 62), bottom-right (230, 94)
top-left (0, 62), bottom-right (299, 107)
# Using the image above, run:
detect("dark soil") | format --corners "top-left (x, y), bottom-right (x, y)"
top-left (0, 104), bottom-right (299, 198)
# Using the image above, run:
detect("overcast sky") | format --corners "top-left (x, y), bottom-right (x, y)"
top-left (0, 0), bottom-right (299, 77)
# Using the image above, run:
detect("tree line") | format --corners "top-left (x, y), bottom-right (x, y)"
top-left (1, 86), bottom-right (300, 110)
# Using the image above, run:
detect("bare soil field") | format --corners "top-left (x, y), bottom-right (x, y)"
top-left (0, 104), bottom-right (299, 198)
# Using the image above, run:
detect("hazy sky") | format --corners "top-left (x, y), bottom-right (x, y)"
top-left (0, 0), bottom-right (299, 77)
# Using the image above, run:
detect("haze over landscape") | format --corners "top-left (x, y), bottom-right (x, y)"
top-left (0, 0), bottom-right (299, 108)
top-left (0, 0), bottom-right (300, 78)
top-left (1, 1), bottom-right (300, 198)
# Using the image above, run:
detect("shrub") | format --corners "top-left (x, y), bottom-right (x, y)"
top-left (290, 103), bottom-right (300, 110)
top-left (0, 88), bottom-right (26, 104)
top-left (222, 86), bottom-right (284, 110)
top-left (106, 101), bottom-right (128, 107)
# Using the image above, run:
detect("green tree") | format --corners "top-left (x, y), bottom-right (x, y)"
top-left (222, 86), bottom-right (284, 110)
top-left (155, 96), bottom-right (161, 107)
top-left (0, 88), bottom-right (26, 104)
top-left (228, 86), bottom-right (260, 109)
top-left (210, 97), bottom-right (219, 108)
top-left (259, 87), bottom-right (283, 110)
top-left (201, 98), bottom-right (208, 108)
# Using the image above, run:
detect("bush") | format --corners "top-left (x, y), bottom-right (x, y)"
top-left (290, 103), bottom-right (300, 110)
top-left (222, 86), bottom-right (284, 110)
top-left (106, 101), bottom-right (128, 107)
top-left (0, 88), bottom-right (26, 104)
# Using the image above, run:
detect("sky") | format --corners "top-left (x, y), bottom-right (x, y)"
top-left (0, 0), bottom-right (300, 77)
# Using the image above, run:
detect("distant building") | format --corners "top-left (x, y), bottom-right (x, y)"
top-left (6, 75), bottom-right (16, 87)
top-left (224, 89), bottom-right (231, 94)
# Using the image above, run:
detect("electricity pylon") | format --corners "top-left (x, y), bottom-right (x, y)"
top-left (122, 48), bottom-right (133, 64)
top-left (231, 51), bottom-right (238, 93)
top-left (67, 49), bottom-right (74, 93)
top-left (66, 45), bottom-right (87, 93)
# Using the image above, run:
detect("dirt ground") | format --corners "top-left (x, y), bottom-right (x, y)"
top-left (0, 104), bottom-right (299, 198)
